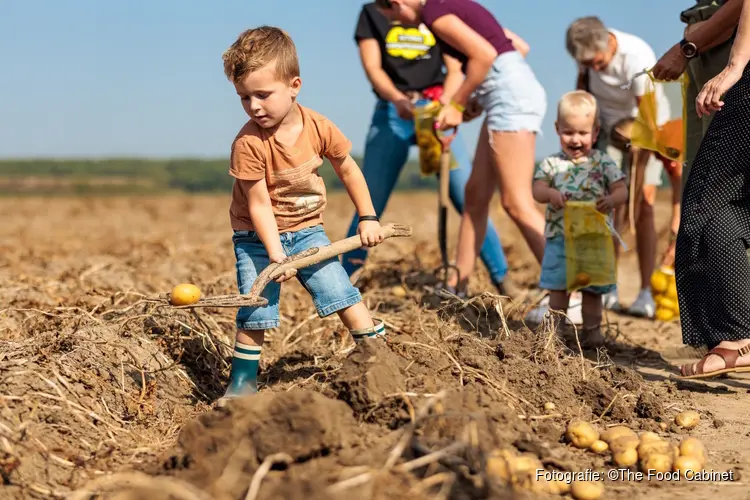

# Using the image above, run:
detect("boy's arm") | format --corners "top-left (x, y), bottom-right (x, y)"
top-left (244, 179), bottom-right (285, 262)
top-left (329, 155), bottom-right (383, 246)
top-left (532, 179), bottom-right (554, 204)
top-left (607, 179), bottom-right (629, 207)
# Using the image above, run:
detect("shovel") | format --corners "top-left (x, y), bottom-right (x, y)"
top-left (154, 222), bottom-right (412, 309)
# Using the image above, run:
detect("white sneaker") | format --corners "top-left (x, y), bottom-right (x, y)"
top-left (628, 289), bottom-right (656, 319)
top-left (602, 290), bottom-right (621, 310)
top-left (524, 292), bottom-right (583, 325)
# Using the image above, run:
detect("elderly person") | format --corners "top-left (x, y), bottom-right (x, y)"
top-left (675, 0), bottom-right (750, 378)
top-left (565, 16), bottom-right (682, 319)
top-left (341, 2), bottom-right (519, 297)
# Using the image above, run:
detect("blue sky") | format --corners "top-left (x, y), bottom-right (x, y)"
top-left (1, 0), bottom-right (688, 160)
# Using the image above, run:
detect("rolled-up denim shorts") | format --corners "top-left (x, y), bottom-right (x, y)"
top-left (539, 235), bottom-right (616, 295)
top-left (474, 50), bottom-right (547, 134)
top-left (232, 224), bottom-right (362, 330)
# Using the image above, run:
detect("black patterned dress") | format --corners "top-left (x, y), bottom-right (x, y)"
top-left (675, 63), bottom-right (750, 349)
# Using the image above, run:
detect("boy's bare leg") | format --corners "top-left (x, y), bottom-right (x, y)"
top-left (581, 292), bottom-right (604, 348)
top-left (337, 302), bottom-right (385, 341)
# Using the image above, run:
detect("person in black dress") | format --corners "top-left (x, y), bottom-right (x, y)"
top-left (677, 0), bottom-right (750, 378)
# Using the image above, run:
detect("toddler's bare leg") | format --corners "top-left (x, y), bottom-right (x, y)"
top-left (547, 290), bottom-right (570, 334)
top-left (581, 292), bottom-right (605, 348)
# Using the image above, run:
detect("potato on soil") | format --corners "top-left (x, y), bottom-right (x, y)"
top-left (674, 456), bottom-right (704, 477)
top-left (601, 425), bottom-right (636, 445)
top-left (639, 432), bottom-right (661, 443)
top-left (610, 434), bottom-right (639, 453)
top-left (566, 419), bottom-right (599, 449)
top-left (571, 480), bottom-right (604, 500)
top-left (589, 440), bottom-right (608, 454)
top-left (613, 447), bottom-right (638, 467)
top-left (674, 410), bottom-right (700, 429)
top-left (679, 437), bottom-right (706, 461)
top-left (543, 402), bottom-right (556, 412)
top-left (640, 453), bottom-right (673, 474)
top-left (637, 440), bottom-right (672, 461)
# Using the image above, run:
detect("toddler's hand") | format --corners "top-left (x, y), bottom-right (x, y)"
top-left (269, 252), bottom-right (297, 283)
top-left (549, 189), bottom-right (566, 209)
top-left (596, 195), bottom-right (614, 213)
top-left (358, 220), bottom-right (384, 247)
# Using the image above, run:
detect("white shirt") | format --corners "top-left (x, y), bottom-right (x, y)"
top-left (587, 28), bottom-right (671, 135)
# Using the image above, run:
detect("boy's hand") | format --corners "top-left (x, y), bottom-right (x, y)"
top-left (358, 220), bottom-right (384, 247)
top-left (269, 252), bottom-right (297, 283)
top-left (596, 195), bottom-right (614, 213)
top-left (549, 189), bottom-right (566, 209)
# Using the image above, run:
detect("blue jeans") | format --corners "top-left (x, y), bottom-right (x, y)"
top-left (341, 98), bottom-right (509, 284)
top-left (233, 225), bottom-right (362, 330)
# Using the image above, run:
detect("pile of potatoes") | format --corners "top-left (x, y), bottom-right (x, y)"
top-left (565, 416), bottom-right (707, 477)
top-left (485, 447), bottom-right (571, 496)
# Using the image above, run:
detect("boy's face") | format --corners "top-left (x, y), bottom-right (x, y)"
top-left (377, 0), bottom-right (421, 24)
top-left (234, 61), bottom-right (301, 129)
top-left (556, 111), bottom-right (599, 160)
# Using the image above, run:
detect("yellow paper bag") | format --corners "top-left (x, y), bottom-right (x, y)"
top-left (630, 70), bottom-right (687, 163)
top-left (563, 201), bottom-right (619, 292)
top-left (413, 101), bottom-right (457, 176)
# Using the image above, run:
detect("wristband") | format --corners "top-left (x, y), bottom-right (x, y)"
top-left (449, 100), bottom-right (466, 113)
top-left (359, 215), bottom-right (379, 222)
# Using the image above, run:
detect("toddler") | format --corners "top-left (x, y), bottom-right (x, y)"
top-left (220, 26), bottom-right (386, 402)
top-left (532, 90), bottom-right (628, 347)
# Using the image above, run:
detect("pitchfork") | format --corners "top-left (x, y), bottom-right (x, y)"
top-left (433, 124), bottom-right (459, 289)
top-left (149, 223), bottom-right (413, 309)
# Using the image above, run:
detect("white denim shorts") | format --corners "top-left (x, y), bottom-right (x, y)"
top-left (474, 50), bottom-right (547, 134)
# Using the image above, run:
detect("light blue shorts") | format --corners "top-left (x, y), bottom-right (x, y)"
top-left (539, 235), bottom-right (616, 295)
top-left (232, 224), bottom-right (362, 330)
top-left (474, 50), bottom-right (547, 134)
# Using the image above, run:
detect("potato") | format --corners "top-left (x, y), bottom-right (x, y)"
top-left (679, 437), bottom-right (706, 460)
top-left (391, 285), bottom-right (407, 297)
top-left (566, 419), bottom-right (599, 449)
top-left (543, 402), bottom-right (556, 412)
top-left (551, 479), bottom-right (570, 494)
top-left (673, 455), bottom-right (704, 477)
top-left (512, 453), bottom-right (543, 474)
top-left (639, 432), bottom-right (661, 443)
top-left (640, 453), bottom-right (673, 474)
top-left (637, 440), bottom-right (672, 461)
top-left (570, 480), bottom-right (604, 500)
top-left (485, 450), bottom-right (513, 482)
top-left (169, 283), bottom-right (201, 306)
top-left (613, 447), bottom-right (638, 467)
top-left (674, 410), bottom-right (700, 429)
top-left (610, 434), bottom-right (640, 454)
top-left (601, 426), bottom-right (636, 445)
top-left (589, 440), bottom-right (608, 454)
top-left (659, 422), bottom-right (668, 431)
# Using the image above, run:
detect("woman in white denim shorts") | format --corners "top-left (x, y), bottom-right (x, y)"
top-left (375, 0), bottom-right (548, 296)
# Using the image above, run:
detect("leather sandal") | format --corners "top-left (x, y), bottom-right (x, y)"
top-left (678, 344), bottom-right (750, 379)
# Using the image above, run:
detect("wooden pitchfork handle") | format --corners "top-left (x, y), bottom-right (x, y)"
top-left (434, 125), bottom-right (457, 269)
top-left (166, 223), bottom-right (412, 309)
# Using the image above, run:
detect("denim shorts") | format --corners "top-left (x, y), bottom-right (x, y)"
top-left (474, 50), bottom-right (547, 134)
top-left (539, 235), bottom-right (616, 295)
top-left (232, 224), bottom-right (362, 330)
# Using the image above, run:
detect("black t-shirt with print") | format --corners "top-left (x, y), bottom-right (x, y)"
top-left (354, 2), bottom-right (445, 94)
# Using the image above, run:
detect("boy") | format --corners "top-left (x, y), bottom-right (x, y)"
top-left (220, 26), bottom-right (386, 402)
top-left (532, 91), bottom-right (628, 348)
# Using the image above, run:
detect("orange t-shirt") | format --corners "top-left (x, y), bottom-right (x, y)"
top-left (228, 103), bottom-right (352, 233)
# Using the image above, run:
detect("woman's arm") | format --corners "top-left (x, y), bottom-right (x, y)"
top-left (430, 14), bottom-right (498, 108)
top-left (728, 0), bottom-right (750, 68)
top-left (503, 28), bottom-right (529, 57)
top-left (358, 38), bottom-right (407, 103)
top-left (685, 0), bottom-right (743, 53)
top-left (440, 53), bottom-right (464, 102)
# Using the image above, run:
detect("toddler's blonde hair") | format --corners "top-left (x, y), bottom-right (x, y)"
top-left (223, 26), bottom-right (300, 83)
top-left (557, 90), bottom-right (600, 127)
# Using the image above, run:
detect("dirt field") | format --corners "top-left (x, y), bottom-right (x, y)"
top-left (1, 191), bottom-right (748, 499)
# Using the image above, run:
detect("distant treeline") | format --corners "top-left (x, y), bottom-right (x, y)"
top-left (0, 157), bottom-right (439, 195)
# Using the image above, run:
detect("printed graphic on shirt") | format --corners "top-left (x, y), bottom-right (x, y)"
top-left (385, 23), bottom-right (435, 60)
top-left (269, 155), bottom-right (326, 229)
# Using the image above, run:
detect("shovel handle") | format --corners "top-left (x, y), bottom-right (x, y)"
top-left (247, 223), bottom-right (412, 298)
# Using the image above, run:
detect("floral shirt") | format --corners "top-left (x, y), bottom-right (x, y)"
top-left (534, 150), bottom-right (626, 238)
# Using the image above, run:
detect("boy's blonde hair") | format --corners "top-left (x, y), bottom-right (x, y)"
top-left (557, 90), bottom-right (600, 127)
top-left (223, 26), bottom-right (300, 83)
